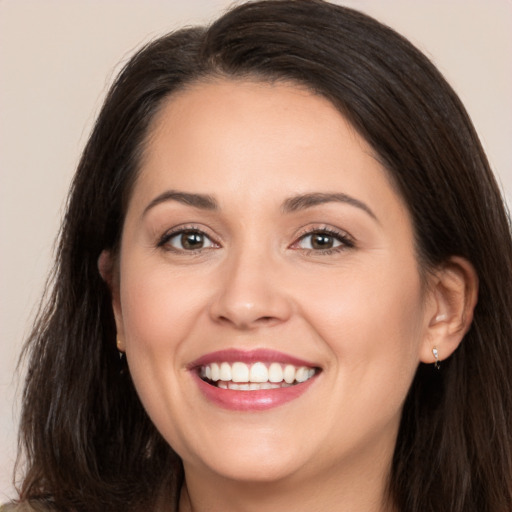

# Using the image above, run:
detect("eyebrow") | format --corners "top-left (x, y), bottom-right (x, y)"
top-left (143, 189), bottom-right (377, 222)
top-left (282, 192), bottom-right (378, 221)
top-left (143, 190), bottom-right (218, 216)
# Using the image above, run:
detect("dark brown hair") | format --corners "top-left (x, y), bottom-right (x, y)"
top-left (15, 1), bottom-right (512, 511)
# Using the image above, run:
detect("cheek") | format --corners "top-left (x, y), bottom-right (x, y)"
top-left (298, 262), bottom-right (425, 447)
top-left (118, 257), bottom-right (211, 353)
top-left (303, 262), bottom-right (424, 351)
top-left (297, 258), bottom-right (425, 407)
top-left (116, 257), bottom-right (211, 442)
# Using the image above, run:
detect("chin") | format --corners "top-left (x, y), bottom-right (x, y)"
top-left (180, 432), bottom-right (314, 484)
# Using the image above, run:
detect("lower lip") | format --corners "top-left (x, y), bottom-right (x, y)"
top-left (192, 372), bottom-right (317, 411)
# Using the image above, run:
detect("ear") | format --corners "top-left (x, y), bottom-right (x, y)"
top-left (419, 256), bottom-right (478, 365)
top-left (98, 250), bottom-right (125, 351)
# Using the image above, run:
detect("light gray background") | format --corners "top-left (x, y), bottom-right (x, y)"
top-left (1, 0), bottom-right (511, 501)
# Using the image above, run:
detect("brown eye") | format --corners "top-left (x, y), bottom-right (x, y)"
top-left (180, 231), bottom-right (205, 250)
top-left (165, 230), bottom-right (216, 251)
top-left (294, 229), bottom-right (352, 252)
top-left (310, 233), bottom-right (335, 249)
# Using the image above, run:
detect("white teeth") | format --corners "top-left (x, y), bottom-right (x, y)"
top-left (211, 362), bottom-right (220, 381)
top-left (295, 367), bottom-right (309, 383)
top-left (219, 362), bottom-right (231, 381)
top-left (231, 362), bottom-right (249, 382)
top-left (268, 362), bottom-right (283, 383)
top-left (229, 382), bottom-right (281, 391)
top-left (200, 361), bottom-right (317, 388)
top-left (249, 362), bottom-right (268, 382)
top-left (283, 364), bottom-right (296, 384)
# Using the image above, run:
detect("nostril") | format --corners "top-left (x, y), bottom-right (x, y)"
top-left (210, 288), bottom-right (293, 328)
top-left (216, 314), bottom-right (278, 328)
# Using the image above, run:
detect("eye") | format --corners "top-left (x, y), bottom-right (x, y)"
top-left (160, 229), bottom-right (217, 252)
top-left (293, 228), bottom-right (354, 252)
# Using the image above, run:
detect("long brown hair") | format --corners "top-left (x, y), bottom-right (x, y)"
top-left (16, 1), bottom-right (512, 511)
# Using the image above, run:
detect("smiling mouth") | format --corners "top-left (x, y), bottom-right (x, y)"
top-left (199, 361), bottom-right (318, 390)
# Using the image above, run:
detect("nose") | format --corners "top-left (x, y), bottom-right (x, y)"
top-left (209, 248), bottom-right (293, 330)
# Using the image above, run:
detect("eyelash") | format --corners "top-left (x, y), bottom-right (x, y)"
top-left (157, 225), bottom-right (354, 255)
top-left (292, 226), bottom-right (355, 255)
top-left (157, 225), bottom-right (219, 254)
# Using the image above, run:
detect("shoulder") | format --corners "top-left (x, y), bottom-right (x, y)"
top-left (1, 502), bottom-right (52, 512)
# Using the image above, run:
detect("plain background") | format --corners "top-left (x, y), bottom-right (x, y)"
top-left (1, 0), bottom-right (511, 502)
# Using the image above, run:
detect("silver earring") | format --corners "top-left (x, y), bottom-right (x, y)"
top-left (432, 346), bottom-right (440, 370)
top-left (117, 338), bottom-right (126, 360)
top-left (117, 338), bottom-right (128, 376)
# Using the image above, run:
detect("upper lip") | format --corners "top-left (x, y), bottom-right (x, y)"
top-left (188, 349), bottom-right (319, 370)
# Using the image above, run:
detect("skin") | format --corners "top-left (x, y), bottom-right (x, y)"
top-left (104, 80), bottom-right (476, 511)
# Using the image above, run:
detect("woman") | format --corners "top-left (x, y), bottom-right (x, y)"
top-left (4, 0), bottom-right (511, 511)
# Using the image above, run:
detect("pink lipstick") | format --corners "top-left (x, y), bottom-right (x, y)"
top-left (189, 349), bottom-right (320, 411)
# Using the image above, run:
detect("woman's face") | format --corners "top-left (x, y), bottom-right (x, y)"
top-left (113, 80), bottom-right (436, 485)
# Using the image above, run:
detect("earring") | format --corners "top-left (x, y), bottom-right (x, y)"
top-left (116, 338), bottom-right (128, 375)
top-left (432, 346), bottom-right (440, 370)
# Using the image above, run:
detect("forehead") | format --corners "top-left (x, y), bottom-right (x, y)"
top-left (130, 79), bottom-right (408, 223)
